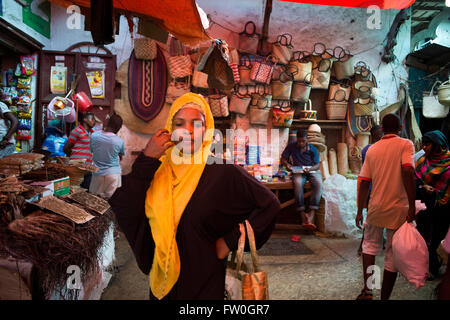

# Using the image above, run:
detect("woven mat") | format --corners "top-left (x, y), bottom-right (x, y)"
top-left (128, 45), bottom-right (168, 122)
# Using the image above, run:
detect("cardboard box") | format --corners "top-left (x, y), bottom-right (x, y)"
top-left (52, 176), bottom-right (70, 196)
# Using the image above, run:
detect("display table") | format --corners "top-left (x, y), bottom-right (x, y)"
top-left (261, 180), bottom-right (312, 209)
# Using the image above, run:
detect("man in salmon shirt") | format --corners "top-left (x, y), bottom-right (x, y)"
top-left (355, 113), bottom-right (416, 300)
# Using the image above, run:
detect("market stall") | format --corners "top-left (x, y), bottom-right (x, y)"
top-left (0, 19), bottom-right (43, 154)
top-left (0, 152), bottom-right (115, 300)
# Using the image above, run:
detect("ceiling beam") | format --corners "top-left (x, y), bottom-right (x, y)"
top-left (412, 5), bottom-right (444, 10)
top-left (412, 17), bottom-right (435, 21)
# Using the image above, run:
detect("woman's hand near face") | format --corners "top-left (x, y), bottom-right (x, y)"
top-left (215, 237), bottom-right (230, 260)
top-left (143, 129), bottom-right (174, 159)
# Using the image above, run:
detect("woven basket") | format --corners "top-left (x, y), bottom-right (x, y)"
top-left (134, 38), bottom-right (157, 60)
top-left (64, 166), bottom-right (89, 187)
top-left (325, 101), bottom-right (347, 120)
top-left (438, 80), bottom-right (450, 106)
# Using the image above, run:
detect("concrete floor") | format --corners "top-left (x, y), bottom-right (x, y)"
top-left (102, 228), bottom-right (441, 300)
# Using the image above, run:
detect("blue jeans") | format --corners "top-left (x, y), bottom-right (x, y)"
top-left (292, 172), bottom-right (323, 211)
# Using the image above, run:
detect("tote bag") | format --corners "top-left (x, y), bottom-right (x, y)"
top-left (225, 221), bottom-right (269, 300)
top-left (423, 81), bottom-right (449, 118)
top-left (272, 34), bottom-right (293, 65)
top-left (239, 21), bottom-right (260, 55)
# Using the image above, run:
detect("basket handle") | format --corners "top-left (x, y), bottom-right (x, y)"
top-left (332, 88), bottom-right (347, 102)
top-left (237, 85), bottom-right (251, 97)
top-left (287, 64), bottom-right (299, 77)
top-left (240, 55), bottom-right (251, 67)
top-left (313, 43), bottom-right (326, 56)
top-left (429, 80), bottom-right (442, 97)
top-left (235, 223), bottom-right (246, 273)
top-left (318, 58), bottom-right (332, 72)
top-left (304, 99), bottom-right (312, 111)
top-left (244, 220), bottom-right (259, 273)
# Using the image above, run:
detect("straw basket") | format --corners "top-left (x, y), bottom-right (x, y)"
top-left (356, 132), bottom-right (371, 148)
top-left (438, 80), bottom-right (450, 106)
top-left (64, 166), bottom-right (89, 187)
top-left (325, 101), bottom-right (347, 120)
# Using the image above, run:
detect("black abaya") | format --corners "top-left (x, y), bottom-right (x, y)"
top-left (109, 154), bottom-right (280, 300)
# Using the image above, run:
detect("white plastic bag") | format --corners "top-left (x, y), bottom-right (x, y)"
top-left (323, 174), bottom-right (362, 238)
top-left (392, 222), bottom-right (429, 289)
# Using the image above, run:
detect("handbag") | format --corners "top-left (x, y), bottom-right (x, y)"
top-left (272, 34), bottom-right (293, 65)
top-left (310, 55), bottom-right (333, 90)
top-left (249, 86), bottom-right (272, 125)
top-left (134, 38), bottom-right (157, 60)
top-left (230, 86), bottom-right (252, 115)
top-left (271, 70), bottom-right (294, 100)
top-left (291, 79), bottom-right (312, 103)
top-left (299, 99), bottom-right (317, 121)
top-left (354, 80), bottom-right (375, 99)
top-left (289, 51), bottom-right (312, 82)
top-left (204, 41), bottom-right (235, 91)
top-left (225, 221), bottom-right (269, 300)
top-left (437, 79), bottom-right (450, 106)
top-left (250, 55), bottom-right (275, 85)
top-left (251, 86), bottom-right (272, 109)
top-left (168, 36), bottom-right (193, 79)
top-left (329, 82), bottom-right (351, 102)
top-left (191, 48), bottom-right (209, 89)
top-left (354, 61), bottom-right (373, 82)
top-left (192, 69), bottom-right (209, 88)
top-left (354, 97), bottom-right (376, 116)
top-left (272, 100), bottom-right (294, 127)
top-left (229, 48), bottom-right (241, 84)
top-left (249, 96), bottom-right (272, 125)
top-left (208, 93), bottom-right (229, 117)
top-left (332, 47), bottom-right (354, 80)
top-left (239, 56), bottom-right (255, 85)
top-left (166, 80), bottom-right (190, 104)
top-left (423, 81), bottom-right (449, 119)
top-left (239, 21), bottom-right (260, 55)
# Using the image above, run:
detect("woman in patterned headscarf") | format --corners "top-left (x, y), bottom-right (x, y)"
top-left (415, 130), bottom-right (450, 279)
top-left (110, 93), bottom-right (280, 300)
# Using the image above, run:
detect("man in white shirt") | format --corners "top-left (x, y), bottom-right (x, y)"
top-left (89, 114), bottom-right (125, 199)
top-left (356, 113), bottom-right (416, 300)
top-left (0, 102), bottom-right (18, 158)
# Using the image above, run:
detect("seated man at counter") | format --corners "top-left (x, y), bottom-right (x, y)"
top-left (281, 129), bottom-right (322, 230)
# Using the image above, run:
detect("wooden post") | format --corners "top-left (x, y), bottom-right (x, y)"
top-left (258, 0), bottom-right (273, 57)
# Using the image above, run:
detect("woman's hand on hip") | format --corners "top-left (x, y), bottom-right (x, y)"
top-left (143, 129), bottom-right (174, 158)
top-left (423, 185), bottom-right (435, 194)
top-left (216, 237), bottom-right (230, 260)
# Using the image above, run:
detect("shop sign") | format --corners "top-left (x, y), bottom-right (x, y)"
top-left (22, 0), bottom-right (51, 39)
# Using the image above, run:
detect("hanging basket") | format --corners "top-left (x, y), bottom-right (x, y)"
top-left (438, 80), bottom-right (450, 106)
top-left (325, 101), bottom-right (347, 120)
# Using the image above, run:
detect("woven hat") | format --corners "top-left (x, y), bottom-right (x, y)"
top-left (115, 59), bottom-right (171, 135)
top-left (309, 142), bottom-right (326, 153)
top-left (308, 124), bottom-right (321, 133)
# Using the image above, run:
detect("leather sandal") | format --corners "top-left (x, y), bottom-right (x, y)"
top-left (356, 288), bottom-right (373, 300)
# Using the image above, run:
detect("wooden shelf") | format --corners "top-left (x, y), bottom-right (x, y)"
top-left (292, 119), bottom-right (347, 124)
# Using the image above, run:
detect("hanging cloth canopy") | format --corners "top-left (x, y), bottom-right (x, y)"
top-left (49, 0), bottom-right (211, 45)
top-left (279, 0), bottom-right (415, 9)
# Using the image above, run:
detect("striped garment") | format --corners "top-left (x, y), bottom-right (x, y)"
top-left (68, 125), bottom-right (93, 163)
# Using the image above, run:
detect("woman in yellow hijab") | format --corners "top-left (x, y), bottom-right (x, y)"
top-left (110, 93), bottom-right (280, 300)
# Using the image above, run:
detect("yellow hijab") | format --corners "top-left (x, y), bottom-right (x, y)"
top-left (145, 93), bottom-right (215, 299)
